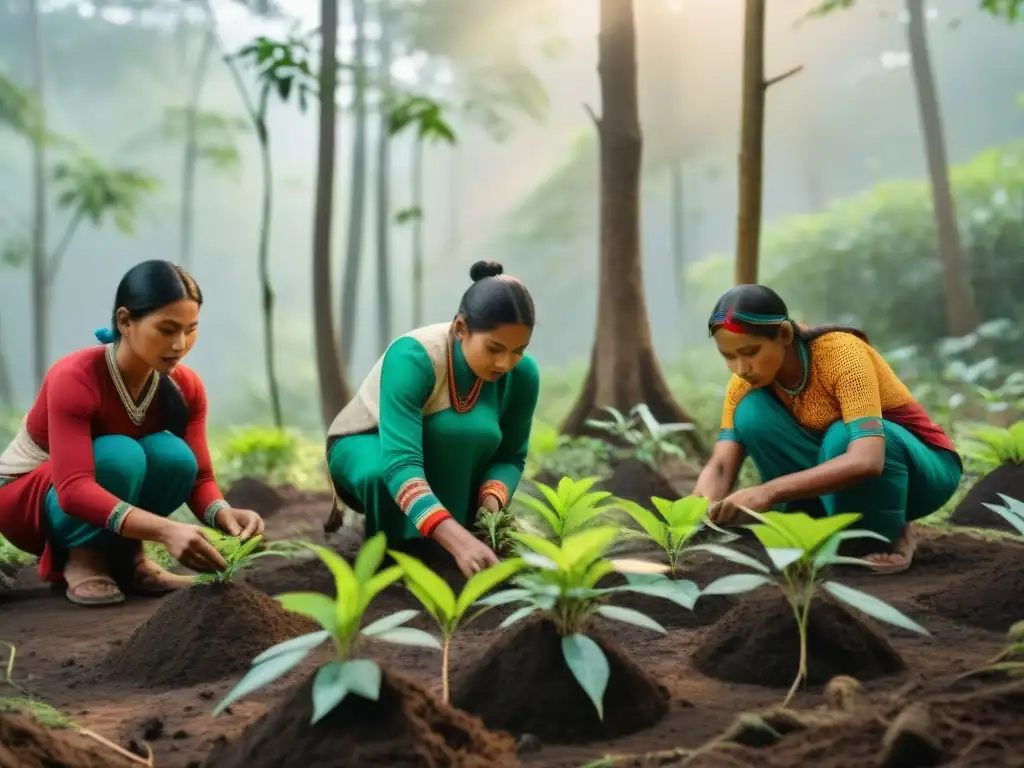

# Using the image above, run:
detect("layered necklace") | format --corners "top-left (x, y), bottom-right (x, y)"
top-left (104, 343), bottom-right (160, 426)
top-left (447, 330), bottom-right (482, 413)
top-left (775, 341), bottom-right (809, 398)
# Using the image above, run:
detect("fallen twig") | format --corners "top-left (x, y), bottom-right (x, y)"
top-left (78, 728), bottom-right (154, 767)
top-left (764, 64), bottom-right (804, 89)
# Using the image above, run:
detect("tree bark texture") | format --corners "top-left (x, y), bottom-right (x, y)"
top-left (734, 0), bottom-right (765, 287)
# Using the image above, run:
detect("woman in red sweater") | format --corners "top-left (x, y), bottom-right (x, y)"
top-left (0, 260), bottom-right (263, 606)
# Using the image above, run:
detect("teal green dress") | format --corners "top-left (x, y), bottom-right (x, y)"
top-left (327, 335), bottom-right (540, 544)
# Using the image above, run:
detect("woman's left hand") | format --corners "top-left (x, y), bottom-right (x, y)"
top-left (480, 495), bottom-right (501, 514)
top-left (708, 485), bottom-right (776, 526)
top-left (215, 507), bottom-right (265, 539)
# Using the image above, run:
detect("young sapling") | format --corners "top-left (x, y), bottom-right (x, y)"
top-left (514, 476), bottom-right (620, 544)
top-left (388, 553), bottom-right (526, 702)
top-left (698, 510), bottom-right (930, 705)
top-left (212, 533), bottom-right (440, 724)
top-left (474, 502), bottom-right (519, 555)
top-left (195, 530), bottom-right (302, 584)
top-left (585, 404), bottom-right (694, 469)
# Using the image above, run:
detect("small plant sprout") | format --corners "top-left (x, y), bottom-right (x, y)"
top-left (585, 404), bottom-right (694, 468)
top-left (617, 495), bottom-right (738, 576)
top-left (474, 502), bottom-right (519, 555)
top-left (195, 530), bottom-right (300, 584)
top-left (388, 553), bottom-right (527, 702)
top-left (980, 493), bottom-right (1024, 536)
top-left (698, 511), bottom-right (930, 705)
top-left (212, 533), bottom-right (440, 724)
top-left (958, 619), bottom-right (1024, 681)
top-left (514, 476), bottom-right (620, 543)
top-left (960, 422), bottom-right (1024, 472)
top-left (478, 527), bottom-right (698, 718)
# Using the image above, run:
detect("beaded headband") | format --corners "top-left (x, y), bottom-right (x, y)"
top-left (708, 307), bottom-right (788, 335)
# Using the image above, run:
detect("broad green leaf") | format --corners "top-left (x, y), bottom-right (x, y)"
top-left (564, 503), bottom-right (616, 535)
top-left (562, 634), bottom-right (609, 719)
top-left (584, 558), bottom-right (617, 587)
top-left (361, 608), bottom-right (419, 636)
top-left (455, 558), bottom-right (527, 616)
top-left (618, 499), bottom-right (671, 547)
top-left (276, 592), bottom-right (337, 632)
top-left (353, 532), bottom-right (388, 582)
top-left (310, 659), bottom-right (382, 724)
top-left (307, 544), bottom-right (360, 625)
top-left (702, 573), bottom-right (774, 596)
top-left (212, 647), bottom-right (308, 716)
top-left (515, 494), bottom-right (562, 534)
top-left (522, 552), bottom-right (559, 570)
top-left (476, 587), bottom-right (532, 607)
top-left (252, 630), bottom-right (330, 665)
top-left (560, 526), bottom-right (620, 566)
top-left (689, 543), bottom-right (771, 573)
top-left (661, 495), bottom-right (709, 528)
top-left (235, 535), bottom-right (264, 561)
top-left (838, 528), bottom-right (891, 544)
top-left (388, 550), bottom-right (456, 618)
top-left (619, 574), bottom-right (699, 609)
top-left (404, 579), bottom-right (442, 624)
top-left (596, 605), bottom-right (666, 634)
top-left (500, 605), bottom-right (539, 628)
top-left (369, 627), bottom-right (443, 649)
top-left (535, 481), bottom-right (565, 513)
top-left (984, 501), bottom-right (1024, 537)
top-left (823, 581), bottom-right (930, 635)
top-left (509, 531), bottom-right (568, 568)
top-left (766, 547), bottom-right (805, 571)
top-left (361, 564), bottom-right (405, 604)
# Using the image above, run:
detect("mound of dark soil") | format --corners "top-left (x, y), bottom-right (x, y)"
top-left (598, 572), bottom-right (734, 629)
top-left (450, 618), bottom-right (669, 743)
top-left (918, 548), bottom-right (1024, 633)
top-left (693, 595), bottom-right (904, 688)
top-left (224, 477), bottom-right (286, 518)
top-left (0, 712), bottom-right (137, 768)
top-left (601, 458), bottom-right (680, 505)
top-left (204, 667), bottom-right (515, 768)
top-left (948, 462), bottom-right (1024, 531)
top-left (99, 582), bottom-right (316, 688)
top-left (245, 557), bottom-right (337, 596)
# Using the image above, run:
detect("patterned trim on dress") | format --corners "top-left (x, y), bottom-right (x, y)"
top-left (105, 501), bottom-right (133, 534)
top-left (717, 428), bottom-right (740, 443)
top-left (847, 416), bottom-right (886, 442)
top-left (478, 480), bottom-right (510, 509)
top-left (203, 499), bottom-right (230, 528)
top-left (396, 477), bottom-right (452, 536)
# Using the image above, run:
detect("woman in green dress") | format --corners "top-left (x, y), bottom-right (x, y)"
top-left (325, 260), bottom-right (539, 578)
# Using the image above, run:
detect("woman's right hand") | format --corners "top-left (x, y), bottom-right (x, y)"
top-left (433, 518), bottom-right (499, 579)
top-left (160, 521), bottom-right (229, 573)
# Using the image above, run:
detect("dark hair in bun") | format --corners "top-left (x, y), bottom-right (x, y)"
top-left (457, 261), bottom-right (535, 332)
top-left (469, 260), bottom-right (504, 281)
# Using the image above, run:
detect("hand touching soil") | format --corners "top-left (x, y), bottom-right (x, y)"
top-left (433, 518), bottom-right (499, 578)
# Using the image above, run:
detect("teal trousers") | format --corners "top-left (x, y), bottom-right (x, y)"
top-left (731, 389), bottom-right (961, 541)
top-left (45, 433), bottom-right (198, 550)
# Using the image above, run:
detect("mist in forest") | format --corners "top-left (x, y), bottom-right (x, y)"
top-left (0, 0), bottom-right (1020, 431)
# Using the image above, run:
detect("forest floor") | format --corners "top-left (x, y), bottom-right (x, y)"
top-left (2, 481), bottom-right (1024, 768)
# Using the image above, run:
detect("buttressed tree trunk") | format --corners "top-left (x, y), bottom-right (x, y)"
top-left (312, 0), bottom-right (351, 428)
top-left (560, 0), bottom-right (702, 456)
top-left (905, 0), bottom-right (978, 337)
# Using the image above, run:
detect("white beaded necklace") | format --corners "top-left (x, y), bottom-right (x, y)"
top-left (104, 343), bottom-right (159, 426)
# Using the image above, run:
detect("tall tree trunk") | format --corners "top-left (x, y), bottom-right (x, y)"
top-left (28, 0), bottom-right (47, 388)
top-left (255, 95), bottom-right (284, 429)
top-left (411, 136), bottom-right (425, 328)
top-left (734, 0), bottom-right (765, 286)
top-left (339, 0), bottom-right (368, 372)
top-left (560, 0), bottom-right (702, 457)
top-left (905, 0), bottom-right (978, 336)
top-left (375, 0), bottom-right (394, 354)
top-left (669, 160), bottom-right (685, 318)
top-left (179, 22), bottom-right (217, 269)
top-left (312, 0), bottom-right (350, 428)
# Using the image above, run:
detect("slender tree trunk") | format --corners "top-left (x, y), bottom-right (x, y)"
top-left (255, 99), bottom-right (284, 429)
top-left (312, 0), bottom-right (350, 428)
top-left (669, 160), bottom-right (685, 318)
top-left (734, 0), bottom-right (765, 286)
top-left (339, 0), bottom-right (368, 372)
top-left (905, 0), bottom-right (978, 336)
top-left (560, 0), bottom-right (703, 457)
top-left (28, 0), bottom-right (47, 388)
top-left (375, 0), bottom-right (394, 354)
top-left (179, 23), bottom-right (217, 269)
top-left (411, 136), bottom-right (425, 328)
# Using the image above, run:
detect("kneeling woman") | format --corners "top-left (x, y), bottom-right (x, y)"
top-left (326, 261), bottom-right (540, 579)
top-left (694, 284), bottom-right (962, 573)
top-left (0, 260), bottom-right (263, 606)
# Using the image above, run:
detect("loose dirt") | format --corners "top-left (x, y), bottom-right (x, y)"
top-left (0, 712), bottom-right (138, 768)
top-left (948, 462), bottom-right (1024, 531)
top-left (223, 477), bottom-right (286, 518)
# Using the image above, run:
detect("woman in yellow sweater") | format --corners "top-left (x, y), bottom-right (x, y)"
top-left (693, 284), bottom-right (962, 573)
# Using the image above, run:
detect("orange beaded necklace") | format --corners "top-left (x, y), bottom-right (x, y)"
top-left (447, 330), bottom-right (483, 413)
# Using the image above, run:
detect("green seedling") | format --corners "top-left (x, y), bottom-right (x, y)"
top-left (617, 495), bottom-right (737, 576)
top-left (474, 503), bottom-right (519, 555)
top-left (958, 619), bottom-right (1024, 681)
top-left (697, 511), bottom-right (930, 705)
top-left (213, 533), bottom-right (440, 724)
top-left (515, 476), bottom-right (620, 543)
top-left (980, 493), bottom-right (1024, 537)
top-left (195, 530), bottom-right (303, 584)
top-left (959, 421), bottom-right (1024, 471)
top-left (585, 404), bottom-right (694, 468)
top-left (388, 553), bottom-right (527, 702)
top-left (478, 527), bottom-right (698, 718)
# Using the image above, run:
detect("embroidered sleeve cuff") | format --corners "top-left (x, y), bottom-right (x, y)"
top-left (203, 499), bottom-right (230, 528)
top-left (105, 501), bottom-right (133, 534)
top-left (478, 480), bottom-right (511, 509)
top-left (397, 477), bottom-right (451, 536)
top-left (717, 428), bottom-right (739, 442)
top-left (847, 416), bottom-right (885, 441)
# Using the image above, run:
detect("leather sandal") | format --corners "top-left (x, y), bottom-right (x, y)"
top-left (65, 575), bottom-right (125, 606)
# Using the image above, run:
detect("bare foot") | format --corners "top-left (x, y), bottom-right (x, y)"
top-left (63, 547), bottom-right (124, 606)
top-left (130, 558), bottom-right (195, 594)
top-left (864, 525), bottom-right (916, 572)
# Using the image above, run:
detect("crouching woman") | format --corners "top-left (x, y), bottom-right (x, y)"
top-left (0, 260), bottom-right (264, 606)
